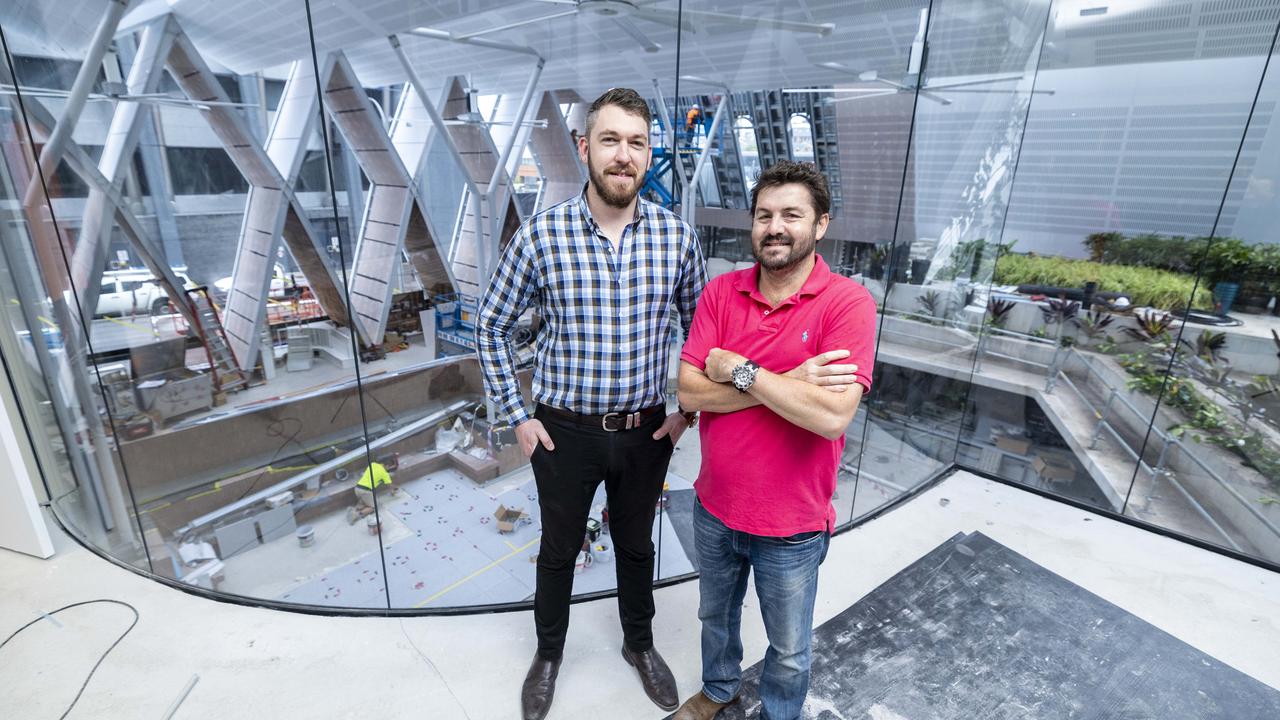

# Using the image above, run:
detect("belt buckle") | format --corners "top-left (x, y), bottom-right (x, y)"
top-left (601, 412), bottom-right (621, 432)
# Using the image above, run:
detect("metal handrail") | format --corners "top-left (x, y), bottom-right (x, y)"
top-left (882, 312), bottom-right (1277, 548)
top-left (1053, 346), bottom-right (1276, 546)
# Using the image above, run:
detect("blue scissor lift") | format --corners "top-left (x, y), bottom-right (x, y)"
top-left (642, 105), bottom-right (723, 211)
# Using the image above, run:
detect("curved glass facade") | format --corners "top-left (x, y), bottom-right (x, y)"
top-left (0, 0), bottom-right (1276, 612)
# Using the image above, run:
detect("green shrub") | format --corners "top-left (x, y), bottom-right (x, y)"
top-left (1101, 233), bottom-right (1201, 274)
top-left (993, 254), bottom-right (1212, 310)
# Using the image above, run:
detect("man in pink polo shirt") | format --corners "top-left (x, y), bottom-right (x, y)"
top-left (674, 161), bottom-right (876, 720)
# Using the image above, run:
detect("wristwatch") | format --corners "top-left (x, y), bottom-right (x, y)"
top-left (731, 360), bottom-right (760, 393)
top-left (679, 404), bottom-right (698, 428)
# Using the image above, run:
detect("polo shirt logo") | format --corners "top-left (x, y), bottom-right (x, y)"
top-left (802, 329), bottom-right (809, 343)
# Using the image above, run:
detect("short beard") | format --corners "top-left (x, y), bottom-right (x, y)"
top-left (753, 229), bottom-right (817, 271)
top-left (588, 157), bottom-right (641, 209)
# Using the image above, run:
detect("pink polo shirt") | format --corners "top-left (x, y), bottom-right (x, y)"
top-left (680, 255), bottom-right (877, 536)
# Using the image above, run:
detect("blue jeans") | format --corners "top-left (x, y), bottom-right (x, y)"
top-left (693, 498), bottom-right (829, 720)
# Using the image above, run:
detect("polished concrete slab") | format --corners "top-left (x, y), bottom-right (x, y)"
top-left (1, 471), bottom-right (1276, 719)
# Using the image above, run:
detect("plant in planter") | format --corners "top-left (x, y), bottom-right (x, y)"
top-left (1072, 308), bottom-right (1115, 347)
top-left (1255, 244), bottom-right (1280, 316)
top-left (866, 245), bottom-right (890, 278)
top-left (1123, 309), bottom-right (1175, 345)
top-left (1040, 298), bottom-right (1080, 347)
top-left (986, 297), bottom-right (1016, 329)
top-left (937, 238), bottom-right (995, 282)
top-left (916, 286), bottom-right (947, 320)
top-left (1202, 237), bottom-right (1253, 314)
top-left (1185, 354), bottom-right (1264, 428)
top-left (1084, 231), bottom-right (1123, 263)
top-left (1116, 309), bottom-right (1280, 493)
top-left (1234, 245), bottom-right (1271, 313)
top-left (1191, 329), bottom-right (1228, 363)
top-left (1040, 298), bottom-right (1079, 325)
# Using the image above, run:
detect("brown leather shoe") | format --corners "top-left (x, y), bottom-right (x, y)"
top-left (520, 653), bottom-right (561, 720)
top-left (621, 645), bottom-right (679, 711)
top-left (673, 691), bottom-right (738, 720)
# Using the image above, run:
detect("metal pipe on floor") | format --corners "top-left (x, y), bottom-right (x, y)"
top-left (175, 398), bottom-right (473, 537)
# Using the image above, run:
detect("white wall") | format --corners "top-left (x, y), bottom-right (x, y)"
top-left (0, 370), bottom-right (54, 559)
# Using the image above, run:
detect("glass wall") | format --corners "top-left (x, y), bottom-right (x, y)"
top-left (0, 0), bottom-right (1275, 614)
top-left (962, 1), bottom-right (1280, 563)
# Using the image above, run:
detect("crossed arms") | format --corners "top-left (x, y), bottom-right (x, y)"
top-left (677, 349), bottom-right (865, 441)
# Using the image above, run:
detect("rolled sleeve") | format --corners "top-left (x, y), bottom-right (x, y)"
top-left (477, 228), bottom-right (539, 426)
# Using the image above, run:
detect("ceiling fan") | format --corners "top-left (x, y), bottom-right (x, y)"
top-left (0, 81), bottom-right (256, 111)
top-left (810, 66), bottom-right (1055, 106)
top-left (809, 9), bottom-right (1053, 106)
top-left (454, 0), bottom-right (835, 54)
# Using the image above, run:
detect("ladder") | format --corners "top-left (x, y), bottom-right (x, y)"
top-left (185, 286), bottom-right (247, 394)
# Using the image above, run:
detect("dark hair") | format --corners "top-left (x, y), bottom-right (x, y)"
top-left (585, 87), bottom-right (652, 136)
top-left (750, 161), bottom-right (831, 217)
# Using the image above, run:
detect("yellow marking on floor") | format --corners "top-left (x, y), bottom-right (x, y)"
top-left (185, 480), bottom-right (223, 501)
top-left (504, 539), bottom-right (519, 551)
top-left (415, 535), bottom-right (541, 608)
top-left (12, 299), bottom-right (79, 331)
top-left (100, 313), bottom-right (160, 339)
top-left (140, 501), bottom-right (172, 514)
top-left (265, 464), bottom-right (314, 473)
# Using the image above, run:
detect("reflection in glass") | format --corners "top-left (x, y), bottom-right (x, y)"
top-left (0, 0), bottom-right (1275, 617)
top-left (789, 113), bottom-right (814, 162)
top-left (735, 115), bottom-right (761, 191)
top-left (1125, 23), bottom-right (1280, 564)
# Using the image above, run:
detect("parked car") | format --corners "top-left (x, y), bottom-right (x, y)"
top-left (95, 268), bottom-right (197, 317)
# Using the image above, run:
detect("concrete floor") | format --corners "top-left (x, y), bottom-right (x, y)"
top-left (202, 414), bottom-right (915, 612)
top-left (1, 471), bottom-right (1276, 719)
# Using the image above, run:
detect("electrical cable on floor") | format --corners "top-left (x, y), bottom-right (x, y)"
top-left (0, 599), bottom-right (140, 719)
top-left (229, 416), bottom-right (314, 505)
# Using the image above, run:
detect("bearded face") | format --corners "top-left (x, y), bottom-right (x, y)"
top-left (580, 104), bottom-right (650, 209)
top-left (751, 184), bottom-right (828, 271)
top-left (753, 220), bottom-right (819, 271)
top-left (587, 153), bottom-right (644, 208)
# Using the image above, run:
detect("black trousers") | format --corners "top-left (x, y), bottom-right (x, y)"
top-left (530, 405), bottom-right (674, 660)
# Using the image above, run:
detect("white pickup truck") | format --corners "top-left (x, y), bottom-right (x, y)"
top-left (95, 269), bottom-right (196, 317)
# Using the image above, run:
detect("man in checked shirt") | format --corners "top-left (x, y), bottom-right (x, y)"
top-left (477, 87), bottom-right (707, 720)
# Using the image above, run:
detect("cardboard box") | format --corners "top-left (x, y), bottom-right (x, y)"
top-left (995, 434), bottom-right (1032, 455)
top-left (1032, 454), bottom-right (1074, 482)
top-left (494, 504), bottom-right (529, 533)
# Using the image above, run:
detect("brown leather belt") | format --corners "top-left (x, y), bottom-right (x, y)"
top-left (537, 404), bottom-right (665, 432)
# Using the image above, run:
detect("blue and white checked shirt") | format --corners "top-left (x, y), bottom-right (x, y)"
top-left (477, 190), bottom-right (706, 426)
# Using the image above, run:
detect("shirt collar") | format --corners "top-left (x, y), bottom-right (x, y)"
top-left (734, 254), bottom-right (834, 306)
top-left (575, 183), bottom-right (646, 235)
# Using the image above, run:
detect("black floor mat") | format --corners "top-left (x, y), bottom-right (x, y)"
top-left (669, 531), bottom-right (1279, 719)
